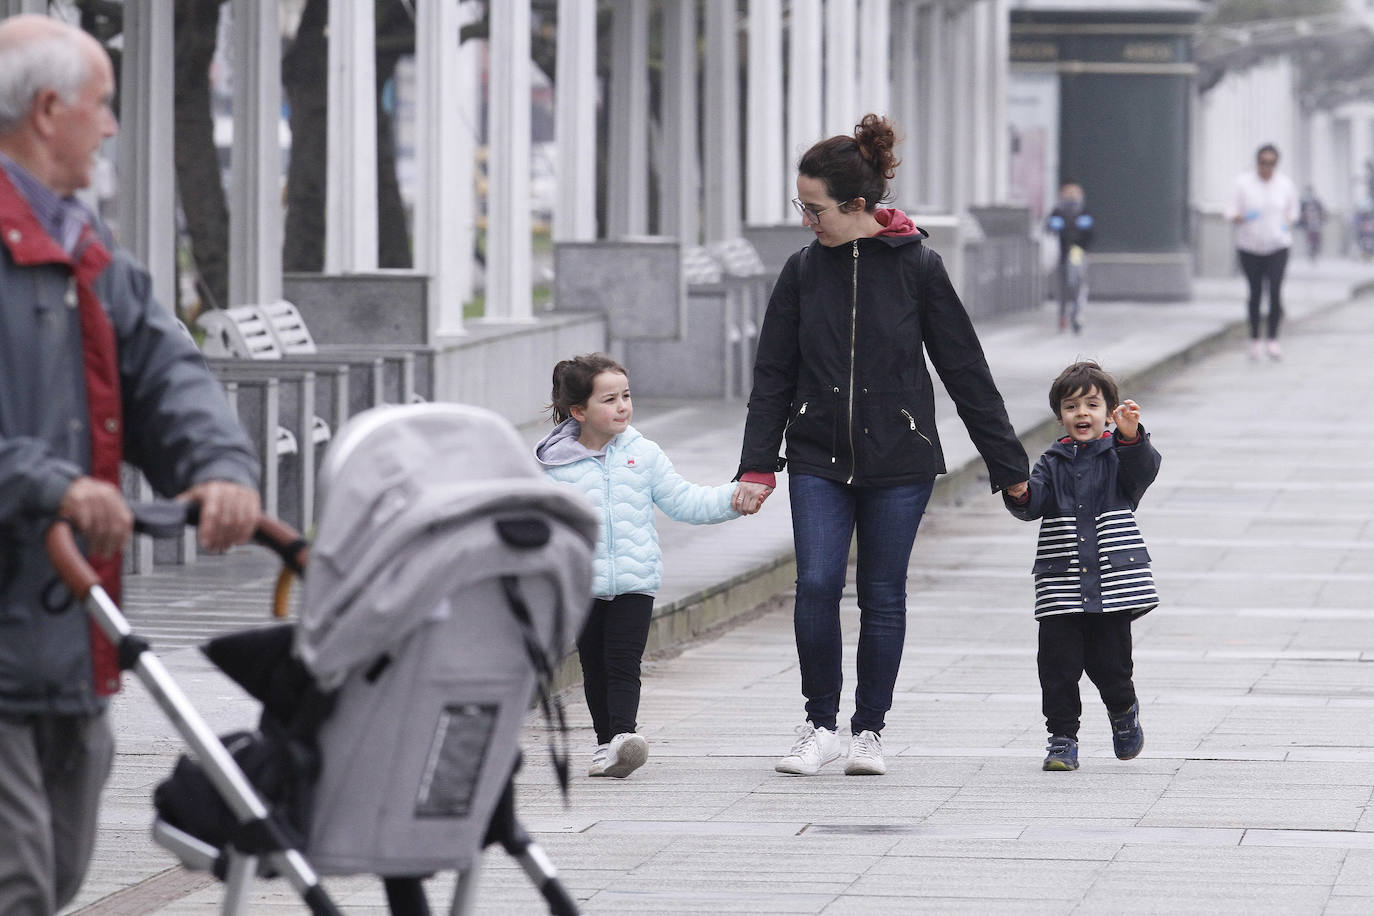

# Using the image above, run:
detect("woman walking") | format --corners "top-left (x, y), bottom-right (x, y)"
top-left (734, 114), bottom-right (1029, 777)
top-left (1227, 143), bottom-right (1299, 360)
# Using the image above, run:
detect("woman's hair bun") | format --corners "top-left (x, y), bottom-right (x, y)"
top-left (853, 114), bottom-right (899, 181)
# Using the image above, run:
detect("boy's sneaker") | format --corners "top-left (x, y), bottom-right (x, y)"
top-left (1109, 702), bottom-right (1144, 760)
top-left (775, 722), bottom-right (843, 776)
top-left (845, 729), bottom-right (886, 775)
top-left (1043, 735), bottom-right (1079, 771)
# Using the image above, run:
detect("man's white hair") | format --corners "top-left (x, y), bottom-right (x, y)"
top-left (0, 28), bottom-right (91, 134)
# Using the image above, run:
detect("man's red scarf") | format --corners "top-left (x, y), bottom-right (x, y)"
top-left (0, 169), bottom-right (123, 695)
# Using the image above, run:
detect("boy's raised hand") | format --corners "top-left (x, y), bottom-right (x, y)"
top-left (1113, 399), bottom-right (1141, 439)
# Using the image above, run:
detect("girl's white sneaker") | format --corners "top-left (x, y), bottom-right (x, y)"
top-left (591, 733), bottom-right (648, 778)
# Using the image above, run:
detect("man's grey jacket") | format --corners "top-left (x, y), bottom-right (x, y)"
top-left (0, 193), bottom-right (259, 716)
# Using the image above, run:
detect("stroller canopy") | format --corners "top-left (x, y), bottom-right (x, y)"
top-left (297, 403), bottom-right (598, 687)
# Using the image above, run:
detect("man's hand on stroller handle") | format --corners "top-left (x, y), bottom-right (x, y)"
top-left (177, 481), bottom-right (261, 552)
top-left (59, 476), bottom-right (133, 559)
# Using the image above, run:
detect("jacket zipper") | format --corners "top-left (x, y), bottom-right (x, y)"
top-left (846, 239), bottom-right (859, 483)
top-left (601, 454), bottom-right (615, 589)
top-left (900, 408), bottom-right (933, 446)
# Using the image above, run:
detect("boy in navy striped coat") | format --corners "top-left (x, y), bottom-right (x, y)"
top-left (1004, 361), bottom-right (1160, 771)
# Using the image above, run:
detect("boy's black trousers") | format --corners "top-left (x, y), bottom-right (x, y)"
top-left (1037, 611), bottom-right (1137, 739)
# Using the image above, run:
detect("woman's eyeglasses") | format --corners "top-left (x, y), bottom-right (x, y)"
top-left (791, 198), bottom-right (834, 224)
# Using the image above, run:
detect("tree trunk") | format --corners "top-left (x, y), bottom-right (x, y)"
top-left (282, 0), bottom-right (329, 272)
top-left (173, 0), bottom-right (229, 312)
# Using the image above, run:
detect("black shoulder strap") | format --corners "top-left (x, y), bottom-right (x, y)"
top-left (903, 242), bottom-right (933, 310)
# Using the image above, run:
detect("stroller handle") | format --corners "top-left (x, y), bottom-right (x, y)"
top-left (45, 502), bottom-right (309, 600)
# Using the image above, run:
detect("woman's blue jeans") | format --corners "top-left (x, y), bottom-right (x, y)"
top-left (789, 473), bottom-right (935, 736)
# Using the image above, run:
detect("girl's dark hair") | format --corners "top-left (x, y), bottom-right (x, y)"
top-left (548, 352), bottom-right (628, 422)
top-left (797, 113), bottom-right (901, 212)
top-left (1048, 360), bottom-right (1119, 415)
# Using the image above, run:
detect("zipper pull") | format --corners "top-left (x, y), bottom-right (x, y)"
top-left (852, 240), bottom-right (859, 258)
top-left (799, 402), bottom-right (807, 415)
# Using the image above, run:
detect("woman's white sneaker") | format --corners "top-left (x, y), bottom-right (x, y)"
top-left (775, 722), bottom-right (843, 776)
top-left (845, 729), bottom-right (886, 775)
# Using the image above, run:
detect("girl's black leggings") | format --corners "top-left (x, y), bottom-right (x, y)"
top-left (577, 593), bottom-right (654, 745)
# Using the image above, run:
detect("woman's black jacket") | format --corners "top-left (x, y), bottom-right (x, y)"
top-left (738, 232), bottom-right (1029, 490)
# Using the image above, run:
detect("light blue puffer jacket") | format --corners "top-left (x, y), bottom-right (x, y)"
top-left (535, 420), bottom-right (738, 598)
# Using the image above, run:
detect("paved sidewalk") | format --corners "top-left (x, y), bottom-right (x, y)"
top-left (66, 258), bottom-right (1374, 913)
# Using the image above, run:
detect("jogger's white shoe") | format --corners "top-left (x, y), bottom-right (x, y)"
top-left (775, 722), bottom-right (843, 776)
top-left (844, 729), bottom-right (886, 775)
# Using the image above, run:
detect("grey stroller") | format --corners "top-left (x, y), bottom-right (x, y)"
top-left (52, 404), bottom-right (597, 914)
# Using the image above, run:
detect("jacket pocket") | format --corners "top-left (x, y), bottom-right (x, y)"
top-left (783, 394), bottom-right (838, 468)
top-left (858, 402), bottom-right (932, 478)
top-left (1032, 556), bottom-right (1074, 576)
top-left (1101, 548), bottom-right (1151, 569)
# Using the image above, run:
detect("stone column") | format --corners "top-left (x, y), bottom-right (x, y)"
top-left (989, 0), bottom-right (1010, 203)
top-left (889, 0), bottom-right (920, 208)
top-left (703, 2), bottom-right (741, 241)
top-left (0, 0), bottom-right (45, 16)
top-left (969, 0), bottom-right (992, 205)
top-left (857, 0), bottom-right (890, 121)
top-left (606, 0), bottom-right (650, 237)
top-left (825, 0), bottom-right (858, 135)
top-left (661, 0), bottom-right (700, 245)
top-left (118, 0), bottom-right (175, 311)
top-left (554, 0), bottom-right (598, 243)
top-left (325, 0), bottom-right (377, 272)
top-left (747, 0), bottom-right (787, 224)
top-left (118, 0), bottom-right (176, 575)
top-left (229, 0), bottom-right (283, 306)
top-left (487, 0), bottom-right (532, 320)
top-left (788, 0), bottom-right (824, 171)
top-left (416, 0), bottom-right (479, 335)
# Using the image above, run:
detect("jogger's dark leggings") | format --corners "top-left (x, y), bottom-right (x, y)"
top-left (1237, 247), bottom-right (1289, 340)
top-left (578, 593), bottom-right (654, 745)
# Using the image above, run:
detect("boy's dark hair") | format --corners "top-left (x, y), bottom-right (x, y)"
top-left (1048, 360), bottom-right (1119, 414)
top-left (548, 352), bottom-right (628, 422)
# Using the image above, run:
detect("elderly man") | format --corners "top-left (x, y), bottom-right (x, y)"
top-left (0, 14), bottom-right (262, 912)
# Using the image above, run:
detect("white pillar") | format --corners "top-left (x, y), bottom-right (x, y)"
top-left (857, 0), bottom-right (889, 120)
top-left (554, 0), bottom-right (598, 242)
top-left (788, 0), bottom-right (824, 172)
top-left (229, 0), bottom-right (283, 306)
top-left (824, 0), bottom-right (858, 136)
top-left (919, 3), bottom-right (950, 211)
top-left (889, 0), bottom-right (919, 209)
top-left (0, 0), bottom-right (46, 15)
top-left (661, 0), bottom-right (699, 245)
top-left (746, 0), bottom-right (786, 224)
top-left (487, 0), bottom-right (532, 320)
top-left (325, 0), bottom-right (377, 272)
top-left (606, 0), bottom-right (650, 237)
top-left (702, 2), bottom-right (741, 241)
top-left (118, 0), bottom-right (175, 311)
top-left (969, 0), bottom-right (992, 205)
top-left (949, 3), bottom-right (972, 214)
top-left (416, 0), bottom-right (479, 336)
top-left (989, 0), bottom-right (1010, 203)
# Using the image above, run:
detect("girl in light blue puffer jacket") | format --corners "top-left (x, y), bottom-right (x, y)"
top-left (536, 354), bottom-right (747, 779)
